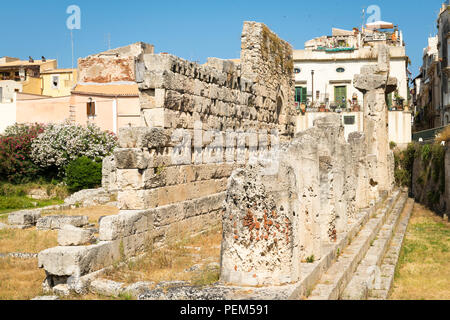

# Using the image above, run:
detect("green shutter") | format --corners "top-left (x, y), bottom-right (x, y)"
top-left (387, 93), bottom-right (393, 107)
top-left (334, 86), bottom-right (347, 108)
top-left (295, 87), bottom-right (307, 104)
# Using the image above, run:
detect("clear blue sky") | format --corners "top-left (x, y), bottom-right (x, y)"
top-left (0, 0), bottom-right (445, 78)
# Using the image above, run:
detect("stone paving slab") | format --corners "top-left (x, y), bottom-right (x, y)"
top-left (341, 195), bottom-right (408, 300)
top-left (306, 191), bottom-right (405, 300)
top-left (367, 198), bottom-right (414, 300)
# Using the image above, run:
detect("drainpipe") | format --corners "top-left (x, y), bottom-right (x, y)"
top-left (311, 70), bottom-right (315, 106)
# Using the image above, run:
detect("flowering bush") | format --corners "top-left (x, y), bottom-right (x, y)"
top-left (0, 123), bottom-right (45, 183)
top-left (31, 122), bottom-right (117, 175)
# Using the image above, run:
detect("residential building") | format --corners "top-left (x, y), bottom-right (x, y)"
top-left (293, 25), bottom-right (410, 112)
top-left (413, 36), bottom-right (440, 131)
top-left (1, 43), bottom-right (151, 133)
top-left (0, 81), bottom-right (22, 133)
top-left (438, 1), bottom-right (450, 126)
top-left (0, 57), bottom-right (57, 95)
top-left (41, 68), bottom-right (77, 97)
top-left (293, 23), bottom-right (412, 147)
top-left (414, 1), bottom-right (450, 129)
top-left (70, 83), bottom-right (140, 133)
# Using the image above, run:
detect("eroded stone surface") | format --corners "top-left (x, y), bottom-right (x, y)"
top-left (58, 225), bottom-right (95, 246)
top-left (37, 216), bottom-right (89, 231)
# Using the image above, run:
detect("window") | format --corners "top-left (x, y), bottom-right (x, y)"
top-left (51, 75), bottom-right (60, 89)
top-left (386, 93), bottom-right (393, 107)
top-left (336, 67), bottom-right (345, 73)
top-left (87, 100), bottom-right (96, 117)
top-left (295, 87), bottom-right (307, 104)
top-left (294, 68), bottom-right (301, 74)
top-left (334, 86), bottom-right (347, 108)
top-left (344, 116), bottom-right (355, 125)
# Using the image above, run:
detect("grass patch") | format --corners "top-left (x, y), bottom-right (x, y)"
top-left (0, 258), bottom-right (47, 300)
top-left (103, 224), bottom-right (222, 286)
top-left (390, 204), bottom-right (450, 300)
top-left (0, 196), bottom-right (63, 215)
top-left (0, 182), bottom-right (68, 215)
top-left (0, 228), bottom-right (58, 254)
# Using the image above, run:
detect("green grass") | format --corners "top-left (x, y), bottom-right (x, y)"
top-left (390, 204), bottom-right (450, 300)
top-left (0, 182), bottom-right (67, 215)
top-left (0, 196), bottom-right (63, 215)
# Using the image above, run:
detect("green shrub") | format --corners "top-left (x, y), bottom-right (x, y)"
top-left (65, 157), bottom-right (102, 192)
top-left (390, 141), bottom-right (397, 150)
top-left (394, 143), bottom-right (417, 188)
top-left (421, 144), bottom-right (432, 164)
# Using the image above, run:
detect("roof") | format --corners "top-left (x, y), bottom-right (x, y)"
top-left (72, 83), bottom-right (139, 97)
top-left (365, 21), bottom-right (394, 30)
top-left (40, 68), bottom-right (76, 74)
top-left (0, 59), bottom-right (56, 68)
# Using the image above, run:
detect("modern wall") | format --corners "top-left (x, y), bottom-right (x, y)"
top-left (296, 111), bottom-right (412, 147)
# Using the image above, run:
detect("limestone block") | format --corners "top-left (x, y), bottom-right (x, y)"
top-left (116, 169), bottom-right (144, 190)
top-left (8, 210), bottom-right (41, 227)
top-left (36, 216), bottom-right (89, 231)
top-left (118, 189), bottom-right (158, 210)
top-left (118, 127), bottom-right (169, 148)
top-left (114, 148), bottom-right (151, 170)
top-left (38, 241), bottom-right (120, 277)
top-left (90, 279), bottom-right (125, 297)
top-left (58, 225), bottom-right (95, 246)
top-left (53, 284), bottom-right (70, 296)
top-left (143, 54), bottom-right (178, 73)
top-left (139, 88), bottom-right (165, 109)
top-left (102, 156), bottom-right (117, 192)
top-left (99, 210), bottom-right (150, 241)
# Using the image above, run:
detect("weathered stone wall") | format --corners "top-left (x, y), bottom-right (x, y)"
top-left (220, 44), bottom-right (396, 287)
top-left (77, 42), bottom-right (153, 83)
top-left (39, 21), bottom-right (296, 286)
top-left (112, 21), bottom-right (295, 238)
top-left (412, 143), bottom-right (449, 215)
top-left (220, 115), bottom-right (372, 286)
top-left (446, 146), bottom-right (450, 215)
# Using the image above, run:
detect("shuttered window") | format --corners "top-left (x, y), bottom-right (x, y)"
top-left (334, 86), bottom-right (347, 108)
top-left (295, 87), bottom-right (307, 104)
top-left (87, 101), bottom-right (96, 117)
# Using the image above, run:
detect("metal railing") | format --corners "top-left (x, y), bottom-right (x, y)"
top-left (412, 125), bottom-right (449, 142)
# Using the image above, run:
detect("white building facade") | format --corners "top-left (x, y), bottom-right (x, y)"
top-left (293, 46), bottom-right (410, 110)
top-left (293, 27), bottom-right (410, 111)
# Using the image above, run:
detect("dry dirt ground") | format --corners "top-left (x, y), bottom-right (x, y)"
top-left (390, 203), bottom-right (450, 300)
top-left (0, 205), bottom-right (118, 300)
top-left (1, 202), bottom-right (449, 300)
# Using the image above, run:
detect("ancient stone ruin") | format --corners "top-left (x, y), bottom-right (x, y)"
top-left (37, 23), bottom-right (409, 300)
top-left (38, 21), bottom-right (296, 290)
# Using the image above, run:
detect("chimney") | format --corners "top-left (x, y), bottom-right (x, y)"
top-left (41, 56), bottom-right (46, 62)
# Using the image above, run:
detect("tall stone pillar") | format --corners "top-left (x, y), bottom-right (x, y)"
top-left (354, 45), bottom-right (397, 195)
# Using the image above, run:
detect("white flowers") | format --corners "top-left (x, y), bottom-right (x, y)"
top-left (30, 122), bottom-right (117, 173)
